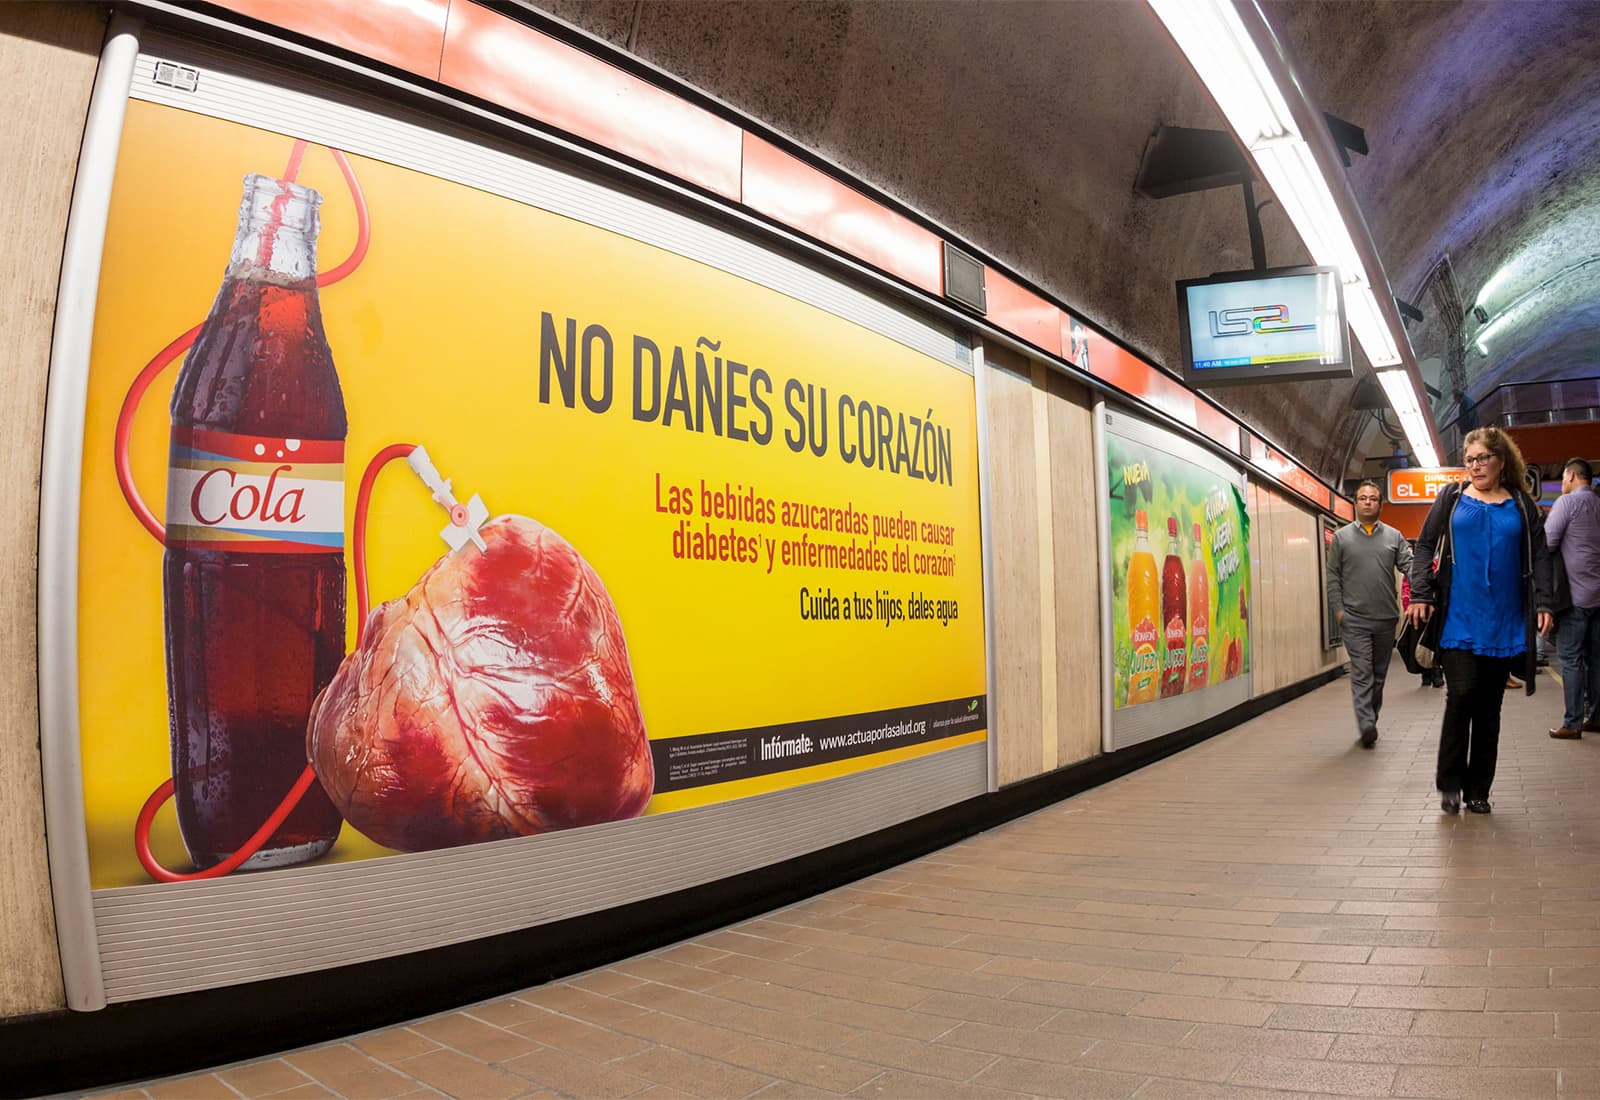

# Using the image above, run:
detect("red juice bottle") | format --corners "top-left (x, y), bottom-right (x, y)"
top-left (1159, 515), bottom-right (1188, 698)
top-left (163, 173), bottom-right (346, 870)
top-left (1186, 522), bottom-right (1210, 690)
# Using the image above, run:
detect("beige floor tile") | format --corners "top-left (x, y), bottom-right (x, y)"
top-left (399, 1049), bottom-right (538, 1100)
top-left (352, 1028), bottom-right (442, 1064)
top-left (1130, 993), bottom-right (1275, 1027)
top-left (969, 1055), bottom-right (1144, 1097)
top-left (606, 1046), bottom-right (770, 1097)
top-left (934, 1020), bottom-right (1096, 1063)
top-left (1392, 1065), bottom-right (1558, 1098)
top-left (1170, 955), bottom-right (1299, 981)
top-left (1350, 984), bottom-right (1488, 1010)
top-left (1220, 977), bottom-right (1358, 1006)
top-left (1411, 1009), bottom-right (1555, 1037)
top-left (809, 999), bottom-right (957, 1041)
top-left (833, 1030), bottom-right (995, 1080)
top-left (510, 1008), bottom-right (653, 1062)
top-left (145, 1076), bottom-right (239, 1099)
top-left (1075, 1037), bottom-right (1239, 1083)
top-left (496, 1042), bottom-right (652, 1093)
top-left (412, 1013), bottom-right (539, 1063)
top-left (215, 1059), bottom-right (310, 1097)
top-left (845, 1069), bottom-right (1026, 1098)
top-left (1178, 1022), bottom-right (1337, 1059)
top-left (1327, 1033), bottom-right (1481, 1064)
top-left (1228, 1054), bottom-right (1398, 1096)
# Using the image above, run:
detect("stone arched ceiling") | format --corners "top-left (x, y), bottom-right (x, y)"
top-left (1267, 0), bottom-right (1600, 454)
top-left (518, 0), bottom-right (1600, 479)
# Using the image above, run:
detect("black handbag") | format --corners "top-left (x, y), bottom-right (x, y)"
top-left (1396, 612), bottom-right (1443, 673)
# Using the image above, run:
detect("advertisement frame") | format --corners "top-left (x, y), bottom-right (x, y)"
top-left (1098, 404), bottom-right (1252, 751)
top-left (1319, 513), bottom-right (1343, 650)
top-left (38, 12), bottom-right (143, 1013)
top-left (39, 32), bottom-right (989, 1007)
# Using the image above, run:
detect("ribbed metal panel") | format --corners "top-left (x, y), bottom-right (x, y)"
top-left (92, 743), bottom-right (985, 1001)
top-left (126, 34), bottom-right (969, 373)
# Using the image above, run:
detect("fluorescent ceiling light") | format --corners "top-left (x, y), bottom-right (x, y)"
top-left (1149, 0), bottom-right (1430, 450)
top-left (1376, 369), bottom-right (1440, 467)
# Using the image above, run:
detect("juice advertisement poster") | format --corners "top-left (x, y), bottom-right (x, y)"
top-left (1106, 427), bottom-right (1250, 710)
top-left (73, 100), bottom-right (986, 889)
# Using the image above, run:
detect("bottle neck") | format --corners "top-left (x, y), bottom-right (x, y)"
top-left (227, 174), bottom-right (320, 286)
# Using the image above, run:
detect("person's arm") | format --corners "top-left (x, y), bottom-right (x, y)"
top-left (1546, 493), bottom-right (1570, 551)
top-left (1530, 495), bottom-right (1555, 627)
top-left (1395, 530), bottom-right (1413, 580)
top-left (1325, 528), bottom-right (1344, 621)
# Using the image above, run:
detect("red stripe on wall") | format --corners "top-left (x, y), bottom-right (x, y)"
top-left (741, 135), bottom-right (943, 296)
top-left (440, 2), bottom-right (743, 199)
top-left (1195, 401), bottom-right (1242, 455)
top-left (207, 0), bottom-right (448, 79)
top-left (985, 272), bottom-right (1062, 357)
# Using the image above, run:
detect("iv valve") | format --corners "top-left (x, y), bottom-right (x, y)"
top-left (405, 445), bottom-right (489, 553)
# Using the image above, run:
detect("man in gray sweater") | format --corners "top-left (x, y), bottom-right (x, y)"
top-left (1326, 480), bottom-right (1413, 747)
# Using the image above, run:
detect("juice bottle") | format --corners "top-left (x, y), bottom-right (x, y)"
top-left (1186, 521), bottom-right (1210, 690)
top-left (163, 173), bottom-right (347, 870)
top-left (1126, 510), bottom-right (1160, 705)
top-left (1160, 516), bottom-right (1188, 697)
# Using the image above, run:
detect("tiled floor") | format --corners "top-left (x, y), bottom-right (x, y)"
top-left (98, 661), bottom-right (1600, 1099)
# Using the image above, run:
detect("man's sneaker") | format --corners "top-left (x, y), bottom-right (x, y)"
top-left (1441, 792), bottom-right (1460, 815)
top-left (1506, 675), bottom-right (1524, 689)
top-left (1466, 798), bottom-right (1492, 814)
top-left (1359, 725), bottom-right (1378, 748)
top-left (1551, 726), bottom-right (1583, 739)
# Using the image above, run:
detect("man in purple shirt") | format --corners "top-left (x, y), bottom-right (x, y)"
top-left (1547, 458), bottom-right (1600, 738)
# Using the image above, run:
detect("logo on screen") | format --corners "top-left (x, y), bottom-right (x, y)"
top-left (1208, 304), bottom-right (1317, 338)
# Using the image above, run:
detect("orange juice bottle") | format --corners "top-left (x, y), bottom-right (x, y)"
top-left (1186, 522), bottom-right (1210, 690)
top-left (1127, 510), bottom-right (1160, 704)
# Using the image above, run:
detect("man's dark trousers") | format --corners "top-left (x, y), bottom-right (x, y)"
top-left (1343, 612), bottom-right (1395, 735)
top-left (1557, 605), bottom-right (1600, 730)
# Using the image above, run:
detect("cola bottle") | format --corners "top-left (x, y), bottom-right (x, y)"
top-left (163, 174), bottom-right (346, 870)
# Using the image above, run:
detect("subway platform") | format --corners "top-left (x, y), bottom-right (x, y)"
top-left (96, 663), bottom-right (1600, 1100)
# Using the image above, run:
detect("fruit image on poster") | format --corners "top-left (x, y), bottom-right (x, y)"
top-left (1106, 426), bottom-right (1250, 710)
top-left (74, 100), bottom-right (986, 888)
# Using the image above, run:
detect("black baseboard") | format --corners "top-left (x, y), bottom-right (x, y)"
top-left (3, 665), bottom-right (1342, 1097)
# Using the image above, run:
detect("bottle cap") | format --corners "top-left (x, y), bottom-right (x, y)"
top-left (1168, 516), bottom-right (1179, 537)
top-left (1135, 509), bottom-right (1148, 531)
top-left (1193, 522), bottom-right (1203, 542)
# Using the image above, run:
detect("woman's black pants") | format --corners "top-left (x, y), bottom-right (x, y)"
top-left (1436, 649), bottom-right (1517, 800)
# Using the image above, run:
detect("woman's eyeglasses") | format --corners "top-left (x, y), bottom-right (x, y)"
top-left (1464, 453), bottom-right (1497, 467)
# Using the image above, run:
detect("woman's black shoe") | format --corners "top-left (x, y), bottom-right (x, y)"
top-left (1441, 792), bottom-right (1460, 814)
top-left (1466, 798), bottom-right (1492, 814)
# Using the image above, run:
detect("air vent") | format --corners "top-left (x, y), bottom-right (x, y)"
top-left (941, 242), bottom-right (986, 314)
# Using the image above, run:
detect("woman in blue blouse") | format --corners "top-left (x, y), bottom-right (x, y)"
top-left (1406, 428), bottom-right (1554, 815)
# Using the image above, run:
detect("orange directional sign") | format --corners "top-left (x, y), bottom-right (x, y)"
top-left (1387, 467), bottom-right (1469, 504)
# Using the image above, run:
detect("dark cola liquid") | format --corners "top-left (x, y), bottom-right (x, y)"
top-left (165, 273), bottom-right (347, 870)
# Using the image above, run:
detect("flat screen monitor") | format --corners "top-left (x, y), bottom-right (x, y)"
top-left (1177, 265), bottom-right (1352, 387)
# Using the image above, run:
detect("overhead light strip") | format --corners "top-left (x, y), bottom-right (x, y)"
top-left (1148, 0), bottom-right (1435, 461)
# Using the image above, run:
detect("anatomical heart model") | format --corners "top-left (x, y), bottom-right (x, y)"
top-left (308, 514), bottom-right (655, 852)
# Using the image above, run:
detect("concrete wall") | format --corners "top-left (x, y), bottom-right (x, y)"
top-left (1249, 480), bottom-right (1347, 695)
top-left (0, 1), bottom-right (107, 1020)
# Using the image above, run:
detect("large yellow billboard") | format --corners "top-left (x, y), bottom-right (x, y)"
top-left (78, 101), bottom-right (986, 888)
